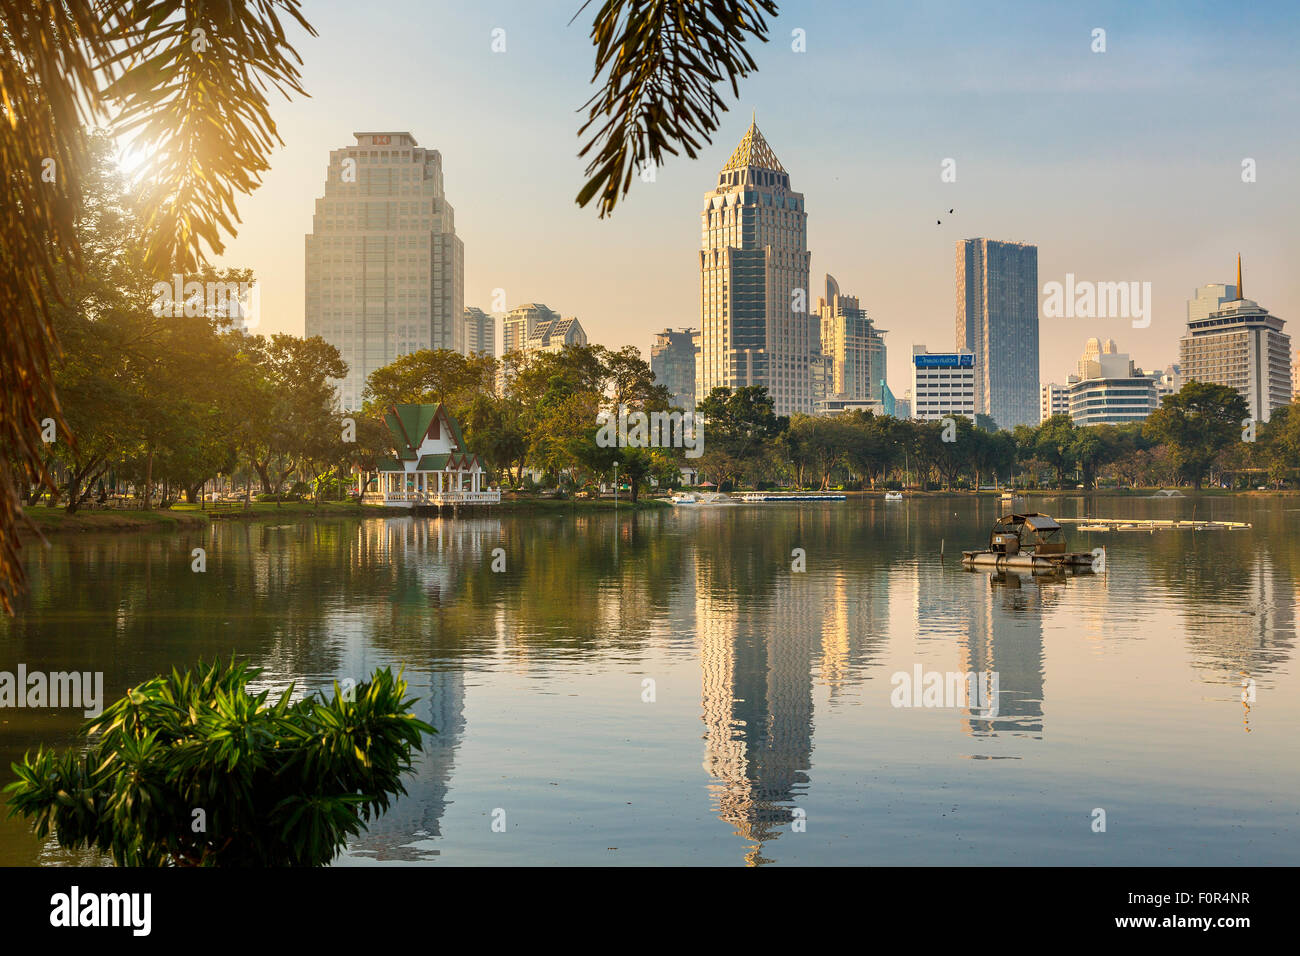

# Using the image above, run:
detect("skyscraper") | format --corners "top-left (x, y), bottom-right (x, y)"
top-left (1180, 257), bottom-right (1291, 423)
top-left (650, 328), bottom-right (699, 411)
top-left (816, 274), bottom-right (886, 403)
top-left (698, 119), bottom-right (813, 416)
top-left (305, 132), bottom-right (464, 410)
top-left (463, 307), bottom-right (495, 357)
top-left (955, 238), bottom-right (1040, 429)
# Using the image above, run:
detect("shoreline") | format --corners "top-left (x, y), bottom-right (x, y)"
top-left (18, 496), bottom-right (673, 536)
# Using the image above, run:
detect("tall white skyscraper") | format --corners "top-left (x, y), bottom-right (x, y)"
top-left (955, 238), bottom-right (1040, 429)
top-left (698, 120), bottom-right (813, 415)
top-left (305, 131), bottom-right (464, 410)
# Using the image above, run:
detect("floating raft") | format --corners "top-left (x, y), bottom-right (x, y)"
top-left (1057, 517), bottom-right (1251, 531)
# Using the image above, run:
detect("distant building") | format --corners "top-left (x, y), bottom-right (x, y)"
top-left (1187, 283), bottom-right (1237, 323)
top-left (305, 131), bottom-right (464, 410)
top-left (463, 307), bottom-right (495, 357)
top-left (911, 346), bottom-right (976, 421)
top-left (879, 380), bottom-right (896, 417)
top-left (814, 397), bottom-right (885, 416)
top-left (526, 315), bottom-right (586, 354)
top-left (698, 119), bottom-right (814, 416)
top-left (1068, 350), bottom-right (1158, 425)
top-left (956, 238), bottom-right (1039, 429)
top-left (650, 328), bottom-right (699, 411)
top-left (816, 274), bottom-right (887, 403)
top-left (894, 392), bottom-right (912, 419)
top-left (1179, 257), bottom-right (1291, 423)
top-left (1040, 382), bottom-right (1070, 422)
top-left (1077, 337), bottom-right (1121, 380)
top-left (502, 303), bottom-right (557, 356)
top-left (1150, 364), bottom-right (1182, 402)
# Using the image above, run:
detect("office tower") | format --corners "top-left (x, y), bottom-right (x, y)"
top-left (305, 131), bottom-right (464, 410)
top-left (955, 238), bottom-right (1039, 429)
top-left (1040, 382), bottom-right (1070, 422)
top-left (698, 119), bottom-right (813, 416)
top-left (463, 307), bottom-right (495, 357)
top-left (1179, 257), bottom-right (1292, 423)
top-left (650, 328), bottom-right (700, 411)
top-left (816, 274), bottom-right (887, 403)
top-left (911, 345), bottom-right (976, 421)
top-left (894, 392), bottom-right (911, 419)
top-left (1187, 283), bottom-right (1237, 323)
top-left (1068, 349), bottom-right (1158, 425)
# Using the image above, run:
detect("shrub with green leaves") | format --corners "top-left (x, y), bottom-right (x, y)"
top-left (4, 659), bottom-right (435, 866)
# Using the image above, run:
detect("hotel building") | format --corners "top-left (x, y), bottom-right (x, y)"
top-left (1179, 258), bottom-right (1291, 423)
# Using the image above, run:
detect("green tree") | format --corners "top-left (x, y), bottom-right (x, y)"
top-left (5, 659), bottom-right (434, 867)
top-left (696, 386), bottom-right (785, 489)
top-left (1143, 382), bottom-right (1249, 490)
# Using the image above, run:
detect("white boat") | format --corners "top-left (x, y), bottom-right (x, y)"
top-left (884, 491), bottom-right (904, 501)
top-left (670, 493), bottom-right (699, 505)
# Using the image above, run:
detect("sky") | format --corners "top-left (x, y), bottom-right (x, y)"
top-left (194, 0), bottom-right (1300, 394)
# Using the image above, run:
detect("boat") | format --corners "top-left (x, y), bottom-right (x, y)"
top-left (670, 492), bottom-right (698, 505)
top-left (884, 491), bottom-right (904, 501)
top-left (961, 513), bottom-right (1102, 572)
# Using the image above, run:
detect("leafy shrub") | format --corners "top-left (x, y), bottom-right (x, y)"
top-left (5, 659), bottom-right (435, 866)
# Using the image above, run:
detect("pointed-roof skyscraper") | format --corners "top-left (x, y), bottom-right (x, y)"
top-left (698, 119), bottom-right (814, 416)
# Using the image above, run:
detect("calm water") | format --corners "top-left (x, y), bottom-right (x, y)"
top-left (2, 495), bottom-right (1298, 866)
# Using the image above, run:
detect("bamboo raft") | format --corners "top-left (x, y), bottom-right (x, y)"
top-left (1057, 517), bottom-right (1251, 532)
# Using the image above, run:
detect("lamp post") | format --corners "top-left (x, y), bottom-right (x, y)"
top-left (614, 460), bottom-right (619, 507)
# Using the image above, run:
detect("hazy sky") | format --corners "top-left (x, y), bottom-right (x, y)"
top-left (202, 0), bottom-right (1300, 393)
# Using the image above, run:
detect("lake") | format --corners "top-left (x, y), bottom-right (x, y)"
top-left (2, 495), bottom-right (1297, 866)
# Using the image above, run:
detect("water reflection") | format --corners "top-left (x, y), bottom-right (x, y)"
top-left (1, 497), bottom-right (1297, 865)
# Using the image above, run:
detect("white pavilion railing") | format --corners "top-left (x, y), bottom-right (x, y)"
top-left (377, 489), bottom-right (501, 505)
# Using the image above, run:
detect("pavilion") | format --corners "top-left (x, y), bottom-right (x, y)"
top-left (362, 403), bottom-right (500, 507)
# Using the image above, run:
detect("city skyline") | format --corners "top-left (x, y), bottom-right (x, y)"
top-left (182, 1), bottom-right (1299, 396)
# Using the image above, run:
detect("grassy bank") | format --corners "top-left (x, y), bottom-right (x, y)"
top-left (19, 507), bottom-right (209, 535)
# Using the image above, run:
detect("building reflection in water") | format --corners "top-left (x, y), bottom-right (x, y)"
top-left (957, 570), bottom-right (1048, 739)
top-left (694, 535), bottom-right (888, 865)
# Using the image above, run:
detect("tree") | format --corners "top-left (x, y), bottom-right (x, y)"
top-left (1144, 382), bottom-right (1249, 490)
top-left (5, 659), bottom-right (435, 867)
top-left (2, 0), bottom-right (317, 612)
top-left (696, 386), bottom-right (785, 489)
top-left (575, 0), bottom-right (779, 216)
top-left (1034, 415), bottom-right (1077, 487)
top-left (361, 349), bottom-right (497, 422)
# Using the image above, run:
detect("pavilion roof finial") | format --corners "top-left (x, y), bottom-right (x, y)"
top-left (1236, 253), bottom-right (1244, 300)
